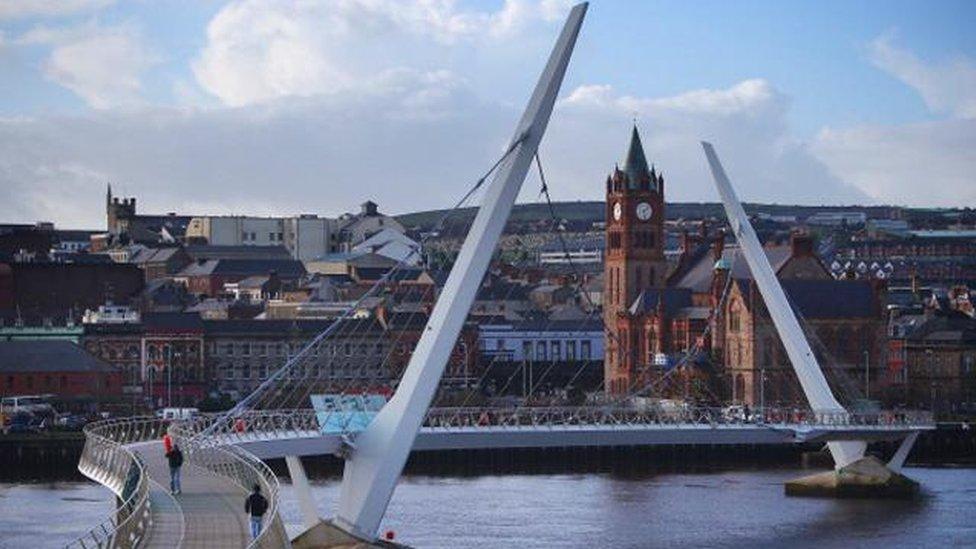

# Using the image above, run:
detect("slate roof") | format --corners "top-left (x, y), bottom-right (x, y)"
top-left (178, 258), bottom-right (305, 278)
top-left (143, 311), bottom-right (205, 332)
top-left (904, 313), bottom-right (976, 344)
top-left (203, 318), bottom-right (334, 336)
top-left (501, 318), bottom-right (604, 332)
top-left (628, 288), bottom-right (694, 316)
top-left (130, 246), bottom-right (184, 264)
top-left (734, 278), bottom-right (880, 319)
top-left (184, 245), bottom-right (292, 261)
top-left (673, 244), bottom-right (792, 293)
top-left (0, 340), bottom-right (114, 373)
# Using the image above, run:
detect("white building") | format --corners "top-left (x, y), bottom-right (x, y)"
top-left (185, 202), bottom-right (406, 262)
top-left (335, 202), bottom-right (405, 252)
top-left (185, 214), bottom-right (337, 261)
top-left (478, 320), bottom-right (604, 362)
top-left (352, 228), bottom-right (421, 266)
top-left (805, 211), bottom-right (867, 227)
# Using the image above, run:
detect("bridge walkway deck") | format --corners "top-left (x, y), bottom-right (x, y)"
top-left (132, 441), bottom-right (251, 548)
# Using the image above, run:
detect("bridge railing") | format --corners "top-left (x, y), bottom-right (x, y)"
top-left (170, 417), bottom-right (290, 548)
top-left (420, 406), bottom-right (935, 430)
top-left (67, 417), bottom-right (169, 549)
top-left (174, 405), bottom-right (934, 445)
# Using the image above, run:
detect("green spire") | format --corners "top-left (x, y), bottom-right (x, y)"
top-left (622, 125), bottom-right (655, 190)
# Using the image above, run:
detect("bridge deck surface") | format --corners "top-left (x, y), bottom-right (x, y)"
top-left (132, 441), bottom-right (251, 548)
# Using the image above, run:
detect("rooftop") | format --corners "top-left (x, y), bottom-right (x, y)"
top-left (0, 340), bottom-right (114, 373)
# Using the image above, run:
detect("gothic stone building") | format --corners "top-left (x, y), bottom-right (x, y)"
top-left (602, 127), bottom-right (887, 404)
top-left (603, 127), bottom-right (705, 394)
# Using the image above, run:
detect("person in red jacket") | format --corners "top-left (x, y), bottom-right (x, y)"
top-left (163, 431), bottom-right (174, 454)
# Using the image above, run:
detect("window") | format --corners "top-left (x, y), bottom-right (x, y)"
top-left (277, 232), bottom-right (283, 241)
top-left (241, 231), bottom-right (248, 241)
top-left (609, 233), bottom-right (622, 249)
top-left (250, 232), bottom-right (256, 241)
top-left (522, 341), bottom-right (532, 360)
top-left (551, 340), bottom-right (561, 361)
top-left (536, 341), bottom-right (547, 361)
top-left (566, 341), bottom-right (577, 361)
top-left (581, 340), bottom-right (591, 360)
top-left (241, 343), bottom-right (250, 356)
top-left (269, 232), bottom-right (275, 241)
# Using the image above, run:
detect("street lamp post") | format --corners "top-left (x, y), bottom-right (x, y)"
top-left (760, 366), bottom-right (766, 415)
top-left (864, 350), bottom-right (870, 399)
top-left (165, 345), bottom-right (173, 408)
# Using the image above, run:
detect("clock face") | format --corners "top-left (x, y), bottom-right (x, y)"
top-left (636, 202), bottom-right (653, 221)
top-left (612, 202), bottom-right (622, 221)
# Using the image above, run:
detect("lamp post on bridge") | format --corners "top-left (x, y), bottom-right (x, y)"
top-left (863, 350), bottom-right (870, 399)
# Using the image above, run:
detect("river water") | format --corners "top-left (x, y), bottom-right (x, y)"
top-left (2, 467), bottom-right (974, 548)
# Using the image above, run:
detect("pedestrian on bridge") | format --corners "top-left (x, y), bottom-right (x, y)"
top-left (166, 444), bottom-right (183, 495)
top-left (245, 483), bottom-right (268, 539)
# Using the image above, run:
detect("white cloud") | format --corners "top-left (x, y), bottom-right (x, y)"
top-left (192, 0), bottom-right (572, 107)
top-left (869, 31), bottom-right (976, 119)
top-left (807, 33), bottom-right (976, 207)
top-left (0, 76), bottom-right (878, 230)
top-left (547, 79), bottom-right (867, 206)
top-left (812, 119), bottom-right (976, 207)
top-left (0, 0), bottom-right (114, 20)
top-left (21, 22), bottom-right (159, 109)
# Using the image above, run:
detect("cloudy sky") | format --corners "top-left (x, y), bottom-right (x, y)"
top-left (0, 0), bottom-right (973, 229)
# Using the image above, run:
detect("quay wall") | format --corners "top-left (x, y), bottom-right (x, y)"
top-left (1, 422), bottom-right (973, 482)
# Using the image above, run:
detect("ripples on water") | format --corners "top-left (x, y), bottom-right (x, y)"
top-left (3, 468), bottom-right (975, 548)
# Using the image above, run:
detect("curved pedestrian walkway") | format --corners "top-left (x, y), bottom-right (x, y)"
top-left (130, 441), bottom-right (252, 548)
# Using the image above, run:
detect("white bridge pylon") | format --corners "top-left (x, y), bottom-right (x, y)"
top-left (333, 3), bottom-right (589, 540)
top-left (701, 142), bottom-right (867, 468)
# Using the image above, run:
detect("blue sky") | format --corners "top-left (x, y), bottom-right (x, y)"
top-left (1, 0), bottom-right (974, 228)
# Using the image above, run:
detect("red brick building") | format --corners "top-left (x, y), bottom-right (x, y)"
top-left (0, 340), bottom-right (121, 409)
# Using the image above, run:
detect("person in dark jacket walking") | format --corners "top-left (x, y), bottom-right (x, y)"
top-left (245, 484), bottom-right (269, 539)
top-left (165, 444), bottom-right (183, 495)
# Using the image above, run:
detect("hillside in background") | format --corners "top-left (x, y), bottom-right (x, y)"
top-left (395, 201), bottom-right (911, 232)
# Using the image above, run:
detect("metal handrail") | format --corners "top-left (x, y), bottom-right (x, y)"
top-left (173, 405), bottom-right (934, 445)
top-left (66, 417), bottom-right (168, 549)
top-left (169, 418), bottom-right (289, 547)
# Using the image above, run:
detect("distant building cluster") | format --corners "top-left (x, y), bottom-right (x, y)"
top-left (0, 127), bottom-right (974, 422)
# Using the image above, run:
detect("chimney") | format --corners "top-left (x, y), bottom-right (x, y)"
top-left (679, 229), bottom-right (693, 265)
top-left (790, 231), bottom-right (814, 258)
top-left (711, 231), bottom-right (724, 261)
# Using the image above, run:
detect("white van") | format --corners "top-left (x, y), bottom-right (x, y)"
top-left (156, 407), bottom-right (199, 421)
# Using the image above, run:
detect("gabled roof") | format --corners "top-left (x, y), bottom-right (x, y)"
top-left (733, 278), bottom-right (880, 319)
top-left (0, 340), bottom-right (114, 373)
top-left (178, 258), bottom-right (305, 278)
top-left (628, 288), bottom-right (694, 316)
top-left (672, 244), bottom-right (792, 293)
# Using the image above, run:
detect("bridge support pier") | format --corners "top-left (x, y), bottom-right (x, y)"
top-left (786, 435), bottom-right (921, 498)
top-left (286, 455), bottom-right (321, 531)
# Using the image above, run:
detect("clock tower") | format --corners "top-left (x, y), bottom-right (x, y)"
top-left (604, 126), bottom-right (667, 393)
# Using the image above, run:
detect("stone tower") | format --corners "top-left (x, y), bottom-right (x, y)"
top-left (106, 184), bottom-right (136, 236)
top-left (603, 126), bottom-right (668, 394)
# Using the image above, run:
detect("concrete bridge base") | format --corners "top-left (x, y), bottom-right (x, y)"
top-left (291, 520), bottom-right (409, 549)
top-left (785, 456), bottom-right (919, 498)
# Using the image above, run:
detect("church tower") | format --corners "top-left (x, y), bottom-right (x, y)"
top-left (604, 126), bottom-right (668, 394)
